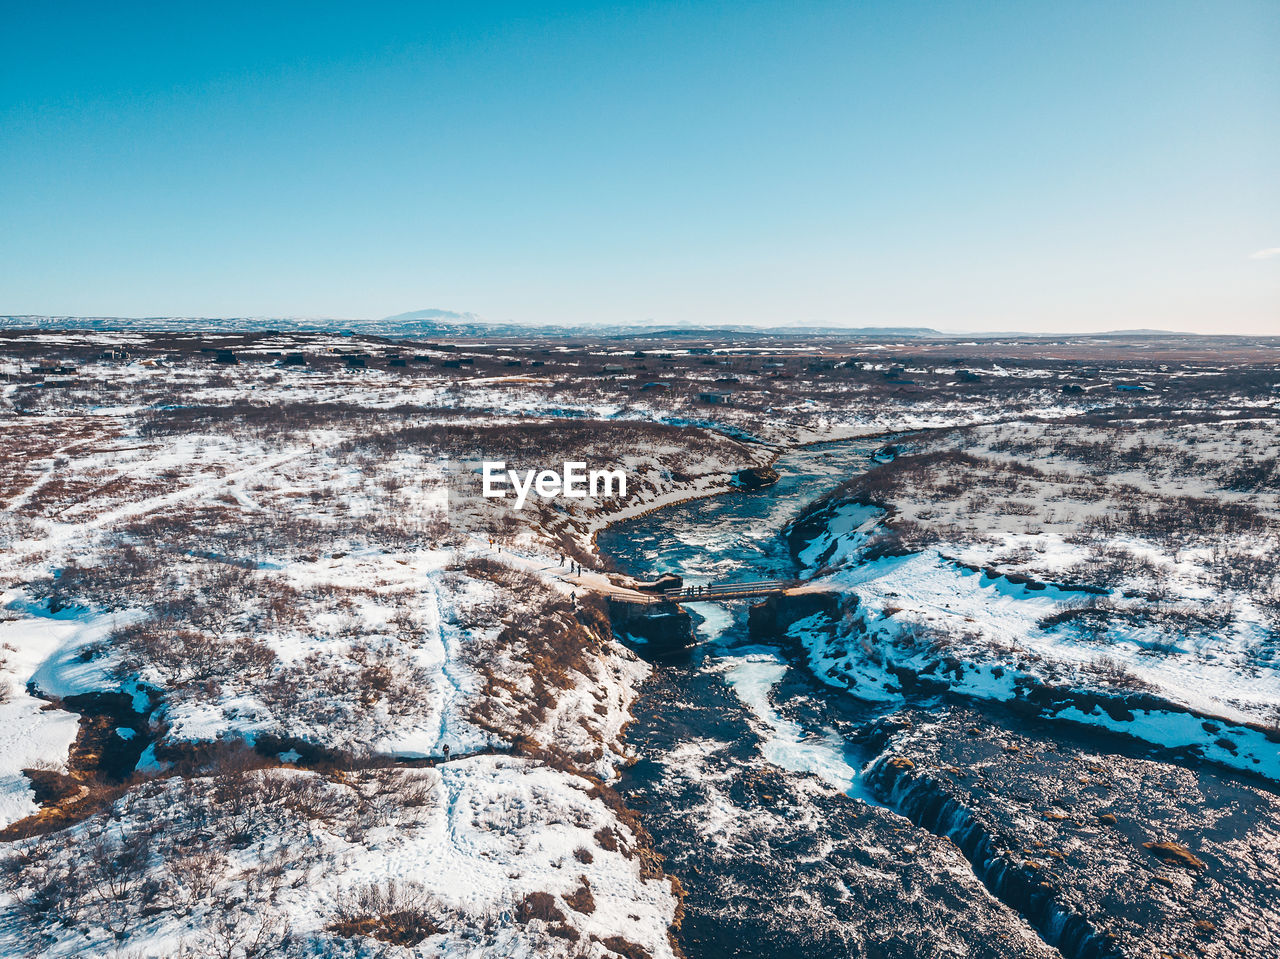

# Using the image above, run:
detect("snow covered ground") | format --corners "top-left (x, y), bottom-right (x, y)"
top-left (789, 413), bottom-right (1280, 782)
top-left (2, 327), bottom-right (1277, 956)
top-left (1, 754), bottom-right (681, 958)
top-left (1, 331), bottom-right (781, 956)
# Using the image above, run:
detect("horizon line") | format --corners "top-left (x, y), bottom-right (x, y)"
top-left (3, 313), bottom-right (1278, 341)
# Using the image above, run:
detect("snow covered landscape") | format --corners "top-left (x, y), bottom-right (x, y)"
top-left (4, 1), bottom-right (1274, 953)
top-left (789, 412), bottom-right (1280, 777)
top-left (0, 326), bottom-right (1277, 958)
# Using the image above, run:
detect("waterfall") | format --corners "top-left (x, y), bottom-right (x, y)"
top-left (865, 754), bottom-right (1123, 959)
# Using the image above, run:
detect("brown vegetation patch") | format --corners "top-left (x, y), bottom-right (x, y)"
top-left (515, 891), bottom-right (567, 925)
top-left (1142, 841), bottom-right (1206, 871)
top-left (327, 912), bottom-right (439, 946)
top-left (564, 877), bottom-right (596, 914)
top-left (328, 879), bottom-right (443, 946)
top-left (598, 935), bottom-right (654, 959)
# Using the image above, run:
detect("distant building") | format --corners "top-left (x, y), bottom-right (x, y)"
top-left (213, 350), bottom-right (237, 365)
top-left (698, 391), bottom-right (732, 405)
top-left (641, 381), bottom-right (670, 391)
top-left (602, 365), bottom-right (626, 375)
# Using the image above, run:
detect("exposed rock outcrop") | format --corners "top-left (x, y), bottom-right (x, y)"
top-left (733, 466), bottom-right (780, 490)
top-left (608, 599), bottom-right (696, 653)
top-left (747, 590), bottom-right (843, 641)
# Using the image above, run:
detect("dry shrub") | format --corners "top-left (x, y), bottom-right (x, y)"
top-left (162, 846), bottom-right (229, 913)
top-left (594, 826), bottom-right (620, 852)
top-left (1083, 655), bottom-right (1153, 692)
top-left (201, 910), bottom-right (293, 959)
top-left (1, 823), bottom-right (160, 939)
top-left (113, 620), bottom-right (276, 688)
top-left (563, 877), bottom-right (595, 915)
top-left (516, 890), bottom-right (567, 925)
top-left (598, 935), bottom-right (654, 959)
top-left (329, 879), bottom-right (443, 946)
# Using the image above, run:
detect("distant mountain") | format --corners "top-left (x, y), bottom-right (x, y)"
top-left (380, 308), bottom-right (485, 325)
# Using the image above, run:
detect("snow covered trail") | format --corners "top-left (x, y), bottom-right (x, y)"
top-left (1, 445), bottom-right (315, 580)
top-left (84, 447), bottom-right (310, 531)
top-left (1, 433), bottom-right (104, 513)
top-left (373, 563), bottom-right (495, 760)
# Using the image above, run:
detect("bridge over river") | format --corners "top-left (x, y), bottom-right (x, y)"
top-left (614, 579), bottom-right (798, 605)
top-left (467, 544), bottom-right (800, 608)
top-left (603, 576), bottom-right (837, 651)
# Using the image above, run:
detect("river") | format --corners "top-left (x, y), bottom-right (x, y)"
top-left (598, 438), bottom-right (903, 957)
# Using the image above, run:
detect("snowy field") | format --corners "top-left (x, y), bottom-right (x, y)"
top-left (1, 327), bottom-right (1277, 956)
top-left (1, 330), bottom-right (787, 957)
top-left (791, 411), bottom-right (1280, 781)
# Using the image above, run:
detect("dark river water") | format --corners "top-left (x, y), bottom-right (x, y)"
top-left (598, 439), bottom-right (904, 957)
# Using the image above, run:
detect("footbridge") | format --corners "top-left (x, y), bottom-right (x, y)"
top-left (616, 579), bottom-right (797, 605)
top-left (606, 577), bottom-right (835, 651)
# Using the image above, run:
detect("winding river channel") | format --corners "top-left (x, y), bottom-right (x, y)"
top-left (599, 438), bottom-right (902, 957)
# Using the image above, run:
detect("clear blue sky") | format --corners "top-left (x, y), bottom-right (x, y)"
top-left (2, 1), bottom-right (1276, 332)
